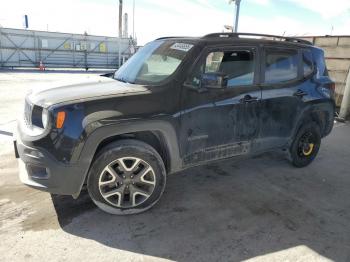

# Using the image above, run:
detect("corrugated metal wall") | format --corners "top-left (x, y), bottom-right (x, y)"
top-left (0, 27), bottom-right (135, 69)
top-left (302, 36), bottom-right (350, 107)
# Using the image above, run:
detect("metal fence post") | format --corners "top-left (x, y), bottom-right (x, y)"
top-left (0, 28), bottom-right (3, 68)
top-left (118, 37), bottom-right (121, 68)
top-left (73, 35), bottom-right (76, 67)
top-left (106, 38), bottom-right (109, 68)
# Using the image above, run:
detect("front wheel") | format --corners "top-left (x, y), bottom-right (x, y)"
top-left (87, 140), bottom-right (166, 215)
top-left (289, 122), bottom-right (321, 168)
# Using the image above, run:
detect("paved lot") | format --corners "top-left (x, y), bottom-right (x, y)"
top-left (0, 71), bottom-right (350, 262)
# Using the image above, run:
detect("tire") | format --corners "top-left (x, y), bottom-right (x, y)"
top-left (87, 139), bottom-right (166, 215)
top-left (288, 121), bottom-right (321, 168)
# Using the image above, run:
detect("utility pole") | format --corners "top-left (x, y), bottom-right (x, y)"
top-left (119, 0), bottom-right (123, 38)
top-left (229, 0), bottom-right (241, 33)
top-left (118, 0), bottom-right (122, 68)
top-left (132, 0), bottom-right (135, 39)
top-left (339, 67), bottom-right (350, 120)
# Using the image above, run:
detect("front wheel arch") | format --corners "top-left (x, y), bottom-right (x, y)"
top-left (73, 121), bottom-right (183, 197)
top-left (94, 131), bottom-right (171, 173)
top-left (87, 139), bottom-right (167, 215)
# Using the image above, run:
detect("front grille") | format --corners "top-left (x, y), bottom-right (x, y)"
top-left (24, 99), bottom-right (33, 127)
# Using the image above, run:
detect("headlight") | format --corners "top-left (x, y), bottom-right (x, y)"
top-left (42, 109), bottom-right (49, 129)
top-left (22, 101), bottom-right (50, 136)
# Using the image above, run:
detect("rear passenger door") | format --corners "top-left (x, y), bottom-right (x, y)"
top-left (258, 46), bottom-right (309, 151)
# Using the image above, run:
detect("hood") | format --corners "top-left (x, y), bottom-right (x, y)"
top-left (27, 75), bottom-right (150, 108)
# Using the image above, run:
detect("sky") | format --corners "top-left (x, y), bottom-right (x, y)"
top-left (1, 0), bottom-right (349, 45)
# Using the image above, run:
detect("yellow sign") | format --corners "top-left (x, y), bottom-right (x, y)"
top-left (63, 42), bottom-right (71, 49)
top-left (99, 43), bottom-right (106, 52)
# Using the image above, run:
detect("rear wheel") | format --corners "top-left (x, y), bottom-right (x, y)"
top-left (289, 122), bottom-right (321, 168)
top-left (87, 140), bottom-right (166, 215)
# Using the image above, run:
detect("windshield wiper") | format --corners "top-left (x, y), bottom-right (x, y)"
top-left (115, 77), bottom-right (134, 84)
top-left (115, 77), bottom-right (126, 83)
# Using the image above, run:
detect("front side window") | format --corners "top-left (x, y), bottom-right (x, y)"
top-left (264, 49), bottom-right (299, 84)
top-left (114, 40), bottom-right (193, 84)
top-left (189, 50), bottom-right (255, 88)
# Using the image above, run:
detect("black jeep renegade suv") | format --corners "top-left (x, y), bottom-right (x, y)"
top-left (15, 33), bottom-right (335, 215)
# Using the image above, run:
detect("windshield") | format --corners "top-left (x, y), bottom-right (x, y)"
top-left (114, 40), bottom-right (193, 85)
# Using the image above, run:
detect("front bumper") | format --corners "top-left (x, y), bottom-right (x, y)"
top-left (14, 132), bottom-right (86, 196)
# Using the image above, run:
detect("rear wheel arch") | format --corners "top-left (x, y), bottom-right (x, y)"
top-left (292, 103), bottom-right (334, 141)
top-left (310, 111), bottom-right (327, 135)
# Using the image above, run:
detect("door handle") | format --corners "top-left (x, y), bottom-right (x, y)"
top-left (293, 89), bottom-right (308, 97)
top-left (240, 94), bottom-right (258, 103)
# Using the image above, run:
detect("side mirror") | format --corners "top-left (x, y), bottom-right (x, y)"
top-left (201, 72), bottom-right (227, 89)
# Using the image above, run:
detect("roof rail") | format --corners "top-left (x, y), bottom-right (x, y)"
top-left (202, 32), bottom-right (313, 45)
top-left (155, 36), bottom-right (188, 40)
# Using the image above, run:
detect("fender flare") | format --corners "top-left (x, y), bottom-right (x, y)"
top-left (289, 100), bottom-right (335, 145)
top-left (73, 119), bottom-right (182, 196)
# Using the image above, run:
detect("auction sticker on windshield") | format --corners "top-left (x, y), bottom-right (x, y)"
top-left (170, 43), bottom-right (194, 52)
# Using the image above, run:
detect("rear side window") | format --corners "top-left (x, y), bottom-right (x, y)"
top-left (264, 49), bottom-right (298, 84)
top-left (302, 49), bottom-right (314, 77)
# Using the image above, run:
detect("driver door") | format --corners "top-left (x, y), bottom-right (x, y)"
top-left (179, 45), bottom-right (261, 167)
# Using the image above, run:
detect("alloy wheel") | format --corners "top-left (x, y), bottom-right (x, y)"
top-left (98, 157), bottom-right (156, 208)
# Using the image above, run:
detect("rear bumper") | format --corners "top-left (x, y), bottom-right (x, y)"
top-left (15, 133), bottom-right (86, 196)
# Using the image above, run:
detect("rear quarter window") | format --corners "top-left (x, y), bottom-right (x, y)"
top-left (312, 48), bottom-right (328, 77)
top-left (302, 49), bottom-right (314, 77)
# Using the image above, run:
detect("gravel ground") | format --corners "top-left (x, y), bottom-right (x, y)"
top-left (0, 70), bottom-right (349, 262)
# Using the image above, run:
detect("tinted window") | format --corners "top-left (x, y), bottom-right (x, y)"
top-left (303, 49), bottom-right (314, 77)
top-left (189, 50), bottom-right (255, 88)
top-left (264, 49), bottom-right (298, 84)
